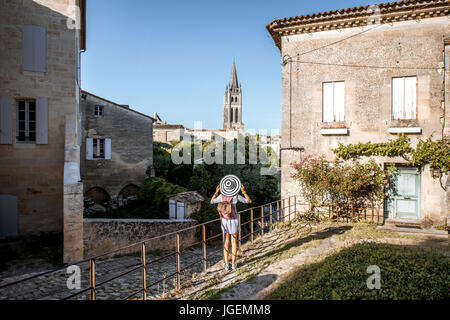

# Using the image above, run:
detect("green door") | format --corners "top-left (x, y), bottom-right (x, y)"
top-left (385, 167), bottom-right (421, 220)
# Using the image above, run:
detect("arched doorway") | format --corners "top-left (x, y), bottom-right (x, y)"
top-left (118, 184), bottom-right (140, 198)
top-left (84, 187), bottom-right (111, 205)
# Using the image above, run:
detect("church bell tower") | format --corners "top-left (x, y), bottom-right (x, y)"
top-left (223, 58), bottom-right (244, 131)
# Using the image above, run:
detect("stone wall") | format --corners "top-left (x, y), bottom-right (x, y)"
top-left (278, 17), bottom-right (449, 225)
top-left (80, 92), bottom-right (154, 199)
top-left (0, 0), bottom-right (83, 237)
top-left (83, 219), bottom-right (199, 258)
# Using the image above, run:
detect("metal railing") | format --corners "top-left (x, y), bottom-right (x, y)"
top-left (0, 195), bottom-right (384, 300)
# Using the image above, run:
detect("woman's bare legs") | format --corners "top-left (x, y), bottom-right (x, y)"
top-left (230, 233), bottom-right (238, 265)
top-left (223, 232), bottom-right (230, 265)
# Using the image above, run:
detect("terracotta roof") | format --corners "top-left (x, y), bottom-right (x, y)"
top-left (169, 191), bottom-right (205, 204)
top-left (266, 0), bottom-right (450, 50)
top-left (81, 90), bottom-right (155, 122)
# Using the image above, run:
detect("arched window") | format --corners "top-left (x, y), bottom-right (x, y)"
top-left (229, 108), bottom-right (233, 123)
top-left (235, 109), bottom-right (238, 123)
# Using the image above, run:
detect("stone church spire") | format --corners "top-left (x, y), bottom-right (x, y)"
top-left (223, 58), bottom-right (244, 131)
top-left (229, 58), bottom-right (239, 89)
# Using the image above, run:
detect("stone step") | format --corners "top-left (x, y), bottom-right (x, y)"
top-left (384, 218), bottom-right (422, 228)
top-left (377, 225), bottom-right (448, 238)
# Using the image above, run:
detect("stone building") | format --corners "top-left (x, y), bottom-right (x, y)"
top-left (80, 91), bottom-right (155, 206)
top-left (153, 123), bottom-right (187, 144)
top-left (169, 191), bottom-right (205, 220)
top-left (267, 0), bottom-right (450, 226)
top-left (0, 0), bottom-right (86, 262)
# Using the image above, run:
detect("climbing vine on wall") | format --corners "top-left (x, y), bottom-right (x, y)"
top-left (332, 134), bottom-right (450, 190)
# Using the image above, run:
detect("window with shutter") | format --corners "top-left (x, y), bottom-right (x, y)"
top-left (323, 81), bottom-right (345, 122)
top-left (22, 25), bottom-right (46, 73)
top-left (392, 76), bottom-right (417, 120)
top-left (0, 97), bottom-right (13, 145)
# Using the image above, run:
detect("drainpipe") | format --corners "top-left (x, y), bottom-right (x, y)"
top-left (442, 40), bottom-right (448, 140)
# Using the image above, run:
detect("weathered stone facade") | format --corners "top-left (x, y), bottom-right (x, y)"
top-left (80, 91), bottom-right (155, 202)
top-left (0, 0), bottom-right (86, 262)
top-left (153, 123), bottom-right (186, 143)
top-left (83, 219), bottom-right (198, 258)
top-left (267, 1), bottom-right (450, 225)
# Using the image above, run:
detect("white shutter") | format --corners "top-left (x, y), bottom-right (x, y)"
top-left (392, 78), bottom-right (404, 120)
top-left (176, 202), bottom-right (185, 220)
top-left (404, 77), bottom-right (416, 120)
top-left (334, 82), bottom-right (345, 122)
top-left (0, 97), bottom-right (13, 145)
top-left (36, 98), bottom-right (48, 144)
top-left (323, 82), bottom-right (334, 122)
top-left (105, 138), bottom-right (111, 160)
top-left (169, 200), bottom-right (176, 219)
top-left (86, 138), bottom-right (93, 160)
top-left (22, 25), bottom-right (46, 73)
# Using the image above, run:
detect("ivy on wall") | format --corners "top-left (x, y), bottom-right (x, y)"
top-left (332, 134), bottom-right (450, 190)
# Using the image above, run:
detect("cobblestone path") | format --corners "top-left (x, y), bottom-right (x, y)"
top-left (0, 244), bottom-right (222, 300)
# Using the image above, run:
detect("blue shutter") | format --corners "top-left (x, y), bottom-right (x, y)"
top-left (169, 200), bottom-right (176, 219)
top-left (22, 25), bottom-right (46, 73)
top-left (0, 97), bottom-right (13, 144)
top-left (36, 98), bottom-right (48, 144)
top-left (86, 138), bottom-right (93, 160)
top-left (105, 138), bottom-right (111, 160)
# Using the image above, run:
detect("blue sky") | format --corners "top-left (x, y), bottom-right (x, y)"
top-left (81, 0), bottom-right (374, 132)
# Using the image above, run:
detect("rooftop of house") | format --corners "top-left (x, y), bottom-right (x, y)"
top-left (266, 0), bottom-right (449, 50)
top-left (169, 191), bottom-right (205, 204)
top-left (153, 123), bottom-right (185, 129)
top-left (185, 128), bottom-right (236, 132)
top-left (81, 90), bottom-right (155, 122)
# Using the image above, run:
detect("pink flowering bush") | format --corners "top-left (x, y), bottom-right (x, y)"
top-left (291, 155), bottom-right (392, 216)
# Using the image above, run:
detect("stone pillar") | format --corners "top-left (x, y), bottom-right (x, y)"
top-left (63, 114), bottom-right (84, 263)
top-left (64, 182), bottom-right (83, 263)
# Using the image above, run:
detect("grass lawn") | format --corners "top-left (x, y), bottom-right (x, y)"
top-left (265, 242), bottom-right (449, 300)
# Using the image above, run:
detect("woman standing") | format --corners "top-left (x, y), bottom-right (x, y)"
top-left (211, 184), bottom-right (251, 270)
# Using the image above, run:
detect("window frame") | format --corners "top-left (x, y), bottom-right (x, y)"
top-left (391, 76), bottom-right (417, 121)
top-left (322, 81), bottom-right (345, 123)
top-left (93, 138), bottom-right (105, 159)
top-left (16, 99), bottom-right (37, 144)
top-left (94, 105), bottom-right (103, 118)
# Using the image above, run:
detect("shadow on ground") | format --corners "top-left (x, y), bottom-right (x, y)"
top-left (239, 225), bottom-right (352, 270)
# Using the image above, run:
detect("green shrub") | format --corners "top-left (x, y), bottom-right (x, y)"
top-left (139, 177), bottom-right (187, 213)
top-left (266, 243), bottom-right (449, 300)
top-left (291, 156), bottom-right (392, 213)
